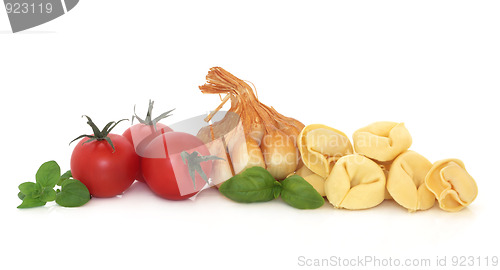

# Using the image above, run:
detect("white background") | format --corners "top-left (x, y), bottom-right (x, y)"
top-left (1, 1), bottom-right (499, 269)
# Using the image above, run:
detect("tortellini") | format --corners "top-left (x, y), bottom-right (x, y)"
top-left (373, 159), bottom-right (393, 200)
top-left (425, 159), bottom-right (478, 212)
top-left (291, 163), bottom-right (326, 197)
top-left (298, 120), bottom-right (479, 212)
top-left (352, 121), bottom-right (412, 162)
top-left (387, 151), bottom-right (435, 212)
top-left (324, 154), bottom-right (386, 210)
top-left (298, 124), bottom-right (353, 178)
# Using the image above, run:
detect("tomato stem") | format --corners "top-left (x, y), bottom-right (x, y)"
top-left (180, 151), bottom-right (224, 188)
top-left (69, 115), bottom-right (128, 152)
top-left (132, 100), bottom-right (175, 131)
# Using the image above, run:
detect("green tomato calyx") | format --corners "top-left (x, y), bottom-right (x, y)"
top-left (132, 100), bottom-right (175, 131)
top-left (69, 115), bottom-right (128, 152)
top-left (181, 151), bottom-right (224, 189)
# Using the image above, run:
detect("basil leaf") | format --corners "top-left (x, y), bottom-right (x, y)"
top-left (35, 161), bottom-right (60, 188)
top-left (40, 187), bottom-right (56, 202)
top-left (219, 166), bottom-right (282, 203)
top-left (31, 183), bottom-right (43, 198)
top-left (18, 195), bottom-right (46, 209)
top-left (58, 170), bottom-right (72, 186)
top-left (56, 179), bottom-right (90, 207)
top-left (18, 182), bottom-right (36, 195)
top-left (280, 175), bottom-right (324, 209)
top-left (19, 182), bottom-right (51, 202)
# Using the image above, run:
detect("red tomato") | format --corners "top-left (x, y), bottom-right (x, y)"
top-left (142, 132), bottom-right (212, 200)
top-left (123, 123), bottom-right (172, 182)
top-left (71, 134), bottom-right (139, 197)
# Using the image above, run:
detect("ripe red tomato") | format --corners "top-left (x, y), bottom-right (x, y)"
top-left (71, 134), bottom-right (139, 197)
top-left (142, 132), bottom-right (213, 200)
top-left (123, 123), bottom-right (172, 182)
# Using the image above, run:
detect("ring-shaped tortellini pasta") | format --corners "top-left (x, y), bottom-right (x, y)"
top-left (425, 159), bottom-right (478, 212)
top-left (324, 154), bottom-right (386, 210)
top-left (387, 151), bottom-right (435, 212)
top-left (298, 124), bottom-right (353, 178)
top-left (372, 159), bottom-right (393, 200)
top-left (352, 121), bottom-right (412, 162)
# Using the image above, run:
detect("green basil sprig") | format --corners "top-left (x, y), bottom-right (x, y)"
top-left (55, 178), bottom-right (91, 207)
top-left (218, 166), bottom-right (282, 203)
top-left (17, 161), bottom-right (91, 208)
top-left (219, 167), bottom-right (324, 209)
top-left (280, 175), bottom-right (325, 209)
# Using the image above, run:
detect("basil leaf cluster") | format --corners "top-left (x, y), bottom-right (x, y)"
top-left (219, 167), bottom-right (324, 209)
top-left (17, 161), bottom-right (91, 208)
top-left (219, 167), bottom-right (282, 203)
